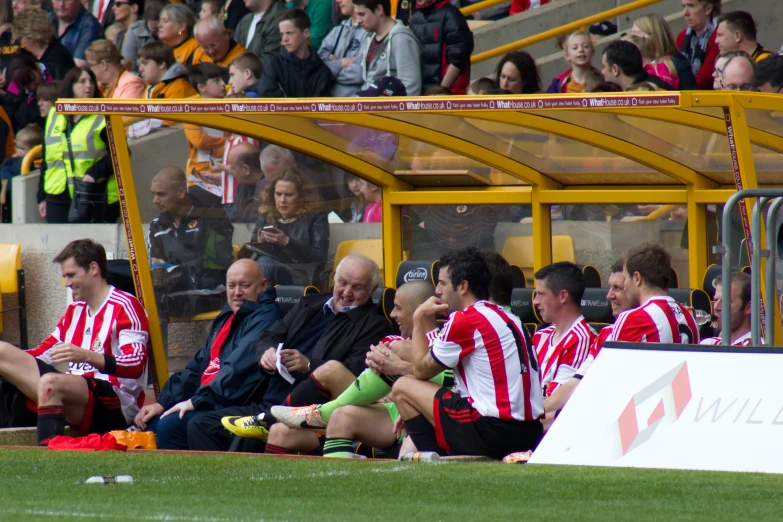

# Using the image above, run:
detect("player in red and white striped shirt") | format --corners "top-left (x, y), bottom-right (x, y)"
top-left (609, 244), bottom-right (698, 345)
top-left (700, 271), bottom-right (754, 346)
top-left (531, 262), bottom-right (595, 397)
top-left (0, 240), bottom-right (149, 444)
top-left (392, 248), bottom-right (543, 458)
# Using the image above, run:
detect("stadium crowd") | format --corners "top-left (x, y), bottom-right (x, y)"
top-left (0, 0), bottom-right (776, 459)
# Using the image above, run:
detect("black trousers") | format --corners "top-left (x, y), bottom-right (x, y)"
top-left (46, 200), bottom-right (120, 224)
top-left (186, 404), bottom-right (270, 452)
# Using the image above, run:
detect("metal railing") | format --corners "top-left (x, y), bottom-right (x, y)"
top-left (471, 0), bottom-right (665, 64)
top-left (720, 189), bottom-right (783, 346)
top-left (21, 145), bottom-right (42, 176)
top-left (460, 0), bottom-right (510, 17)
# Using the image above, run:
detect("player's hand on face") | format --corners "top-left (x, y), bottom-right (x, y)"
top-left (280, 349), bottom-right (309, 373)
top-left (134, 403), bottom-right (165, 429)
top-left (161, 399), bottom-right (194, 419)
top-left (260, 347), bottom-right (277, 371)
top-left (414, 296), bottom-right (449, 320)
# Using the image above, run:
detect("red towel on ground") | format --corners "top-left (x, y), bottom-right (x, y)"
top-left (47, 433), bottom-right (128, 452)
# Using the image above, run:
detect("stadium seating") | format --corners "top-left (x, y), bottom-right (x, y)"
top-left (274, 285), bottom-right (320, 316)
top-left (0, 243), bottom-right (27, 347)
top-left (395, 259), bottom-right (439, 289)
top-left (702, 264), bottom-right (721, 300)
top-left (582, 265), bottom-right (602, 288)
top-left (666, 266), bottom-right (679, 289)
top-left (501, 235), bottom-right (576, 285)
top-left (510, 287), bottom-right (543, 333)
top-left (331, 239), bottom-right (384, 287)
top-left (580, 288), bottom-right (613, 332)
top-left (372, 286), bottom-right (396, 322)
top-left (669, 288), bottom-right (712, 316)
top-left (510, 265), bottom-right (526, 288)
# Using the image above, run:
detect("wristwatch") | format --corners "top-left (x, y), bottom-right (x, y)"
top-left (307, 361), bottom-right (311, 372)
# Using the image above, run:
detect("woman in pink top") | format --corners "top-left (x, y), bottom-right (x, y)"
top-left (85, 39), bottom-right (146, 99)
top-left (361, 180), bottom-right (382, 223)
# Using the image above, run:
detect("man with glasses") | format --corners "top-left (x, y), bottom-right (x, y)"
top-left (720, 51), bottom-right (755, 91)
top-left (50, 0), bottom-right (104, 68)
top-left (192, 16), bottom-right (248, 69)
top-left (752, 54), bottom-right (783, 93)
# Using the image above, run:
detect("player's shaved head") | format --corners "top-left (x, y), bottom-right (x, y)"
top-left (153, 166), bottom-right (188, 188)
top-left (397, 281), bottom-right (434, 308)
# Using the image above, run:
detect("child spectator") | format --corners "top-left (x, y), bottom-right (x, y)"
top-left (355, 0), bottom-right (421, 96)
top-left (185, 62), bottom-right (227, 206)
top-left (257, 8), bottom-right (333, 97)
top-left (228, 52), bottom-right (263, 96)
top-left (410, 0), bottom-right (473, 94)
top-left (360, 180), bottom-right (381, 222)
top-left (625, 34), bottom-right (680, 89)
top-left (318, 0), bottom-right (367, 97)
top-left (36, 82), bottom-right (60, 120)
top-left (199, 0), bottom-right (223, 21)
top-left (1, 123), bottom-right (43, 223)
top-left (104, 21), bottom-right (125, 47)
top-left (467, 77), bottom-right (495, 95)
top-left (4, 49), bottom-right (44, 132)
top-left (547, 31), bottom-right (601, 93)
top-left (630, 14), bottom-right (698, 90)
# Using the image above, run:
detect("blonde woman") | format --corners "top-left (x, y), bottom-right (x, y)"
top-left (631, 14), bottom-right (698, 90)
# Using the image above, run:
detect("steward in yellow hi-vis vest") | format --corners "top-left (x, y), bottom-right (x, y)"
top-left (38, 109), bottom-right (118, 224)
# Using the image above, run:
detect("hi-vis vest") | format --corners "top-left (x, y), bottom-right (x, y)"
top-left (43, 112), bottom-right (116, 203)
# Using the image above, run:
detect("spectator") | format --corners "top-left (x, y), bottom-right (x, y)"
top-left (138, 41), bottom-right (196, 100)
top-left (0, 0), bottom-right (17, 73)
top-left (12, 7), bottom-right (75, 81)
top-left (318, 0), bottom-right (367, 97)
top-left (187, 253), bottom-right (389, 452)
top-left (301, 0), bottom-right (331, 51)
top-left (256, 8), bottom-right (333, 98)
top-left (392, 247), bottom-right (543, 458)
top-left (531, 262), bottom-right (594, 398)
top-left (547, 31), bottom-right (600, 93)
top-left (199, 0), bottom-right (222, 21)
top-left (360, 180), bottom-right (381, 222)
top-left (510, 0), bottom-right (548, 16)
top-left (91, 0), bottom-right (115, 29)
top-left (752, 53), bottom-right (783, 93)
top-left (35, 81), bottom-right (59, 119)
top-left (225, 141), bottom-right (265, 223)
top-left (248, 167), bottom-right (329, 285)
top-left (37, 66), bottom-right (117, 224)
top-left (12, 0), bottom-right (40, 15)
top-left (213, 118), bottom-right (260, 208)
top-left (355, 0), bottom-right (421, 96)
top-left (4, 49), bottom-right (44, 132)
top-left (676, 0), bottom-right (721, 90)
top-left (148, 166), bottom-right (234, 317)
top-left (157, 3), bottom-right (199, 68)
top-left (631, 14), bottom-right (698, 90)
top-left (49, 0), bottom-right (104, 67)
top-left (410, 0), bottom-right (473, 95)
top-left (185, 62), bottom-right (226, 206)
top-left (589, 81), bottom-right (622, 92)
top-left (711, 51), bottom-right (730, 89)
top-left (715, 11), bottom-right (772, 63)
top-left (355, 74), bottom-right (406, 96)
top-left (423, 85), bottom-right (450, 95)
top-left (109, 0), bottom-right (141, 51)
top-left (192, 15), bottom-right (248, 68)
top-left (222, 0), bottom-right (251, 33)
top-left (627, 81), bottom-right (660, 91)
top-left (260, 144), bottom-right (295, 180)
top-left (467, 77), bottom-right (495, 95)
top-left (600, 40), bottom-right (674, 91)
top-left (700, 272), bottom-right (752, 346)
top-left (234, 0), bottom-right (286, 67)
top-left (608, 243), bottom-right (699, 344)
top-left (0, 123), bottom-right (42, 223)
top-left (227, 52), bottom-right (263, 95)
top-left (104, 21), bottom-right (123, 46)
top-left (719, 50), bottom-right (754, 91)
top-left (341, 173), bottom-right (365, 222)
top-left (495, 50), bottom-right (540, 94)
top-left (134, 259), bottom-right (280, 450)
top-left (121, 0), bottom-right (163, 71)
top-left (454, 0), bottom-right (508, 22)
top-left (85, 39), bottom-right (145, 98)
top-left (0, 239), bottom-right (149, 442)
top-left (624, 34), bottom-right (679, 88)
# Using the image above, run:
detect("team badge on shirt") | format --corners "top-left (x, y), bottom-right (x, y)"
top-left (91, 337), bottom-right (102, 352)
top-left (188, 220), bottom-right (198, 229)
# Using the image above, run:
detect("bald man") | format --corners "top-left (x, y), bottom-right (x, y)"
top-left (149, 166), bottom-right (235, 317)
top-left (192, 16), bottom-right (249, 68)
top-left (134, 259), bottom-right (282, 450)
top-left (721, 52), bottom-right (755, 91)
top-left (226, 142), bottom-right (265, 223)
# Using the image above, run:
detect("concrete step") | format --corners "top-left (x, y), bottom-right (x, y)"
top-left (0, 426), bottom-right (72, 447)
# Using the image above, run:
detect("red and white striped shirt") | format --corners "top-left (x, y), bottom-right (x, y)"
top-left (27, 287), bottom-right (150, 423)
top-left (576, 325), bottom-right (613, 376)
top-left (700, 331), bottom-right (754, 347)
top-left (221, 135), bottom-right (260, 204)
top-left (532, 316), bottom-right (594, 397)
top-left (430, 301), bottom-right (543, 422)
top-left (609, 295), bottom-right (699, 345)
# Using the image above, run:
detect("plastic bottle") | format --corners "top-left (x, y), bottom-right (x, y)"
top-left (399, 451), bottom-right (440, 463)
top-left (84, 475), bottom-right (134, 485)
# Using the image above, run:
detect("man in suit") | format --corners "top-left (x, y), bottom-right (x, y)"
top-left (185, 253), bottom-right (391, 451)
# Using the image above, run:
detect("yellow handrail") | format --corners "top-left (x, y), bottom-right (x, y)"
top-left (21, 144), bottom-right (42, 176)
top-left (460, 0), bottom-right (510, 17)
top-left (470, 0), bottom-right (664, 64)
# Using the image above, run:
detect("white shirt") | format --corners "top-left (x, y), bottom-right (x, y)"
top-left (245, 13), bottom-right (264, 48)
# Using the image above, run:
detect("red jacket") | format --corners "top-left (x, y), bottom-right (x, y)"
top-left (676, 28), bottom-right (719, 90)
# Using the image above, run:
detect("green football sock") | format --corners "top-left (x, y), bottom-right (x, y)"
top-left (323, 438), bottom-right (355, 458)
top-left (319, 369), bottom-right (392, 422)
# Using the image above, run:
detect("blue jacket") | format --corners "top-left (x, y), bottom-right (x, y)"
top-left (157, 288), bottom-right (282, 410)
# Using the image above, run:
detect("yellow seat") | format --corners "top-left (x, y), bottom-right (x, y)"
top-left (232, 244), bottom-right (240, 262)
top-left (330, 239), bottom-right (384, 285)
top-left (501, 235), bottom-right (576, 283)
top-left (169, 309), bottom-right (221, 324)
top-left (0, 243), bottom-right (23, 338)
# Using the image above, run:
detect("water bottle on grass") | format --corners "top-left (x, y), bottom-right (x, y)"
top-left (399, 452), bottom-right (440, 463)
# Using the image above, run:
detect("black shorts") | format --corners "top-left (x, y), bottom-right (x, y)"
top-left (433, 387), bottom-right (543, 459)
top-left (36, 360), bottom-right (127, 434)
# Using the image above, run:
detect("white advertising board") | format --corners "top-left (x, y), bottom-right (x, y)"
top-left (529, 344), bottom-right (783, 473)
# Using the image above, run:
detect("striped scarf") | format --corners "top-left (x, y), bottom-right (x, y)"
top-left (680, 17), bottom-right (716, 77)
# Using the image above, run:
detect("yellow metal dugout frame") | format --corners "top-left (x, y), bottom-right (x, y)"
top-left (58, 92), bottom-right (783, 389)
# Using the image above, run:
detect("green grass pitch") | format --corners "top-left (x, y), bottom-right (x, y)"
top-left (2, 448), bottom-right (783, 521)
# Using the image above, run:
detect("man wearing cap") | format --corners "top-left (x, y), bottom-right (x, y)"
top-left (355, 76), bottom-right (407, 97)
